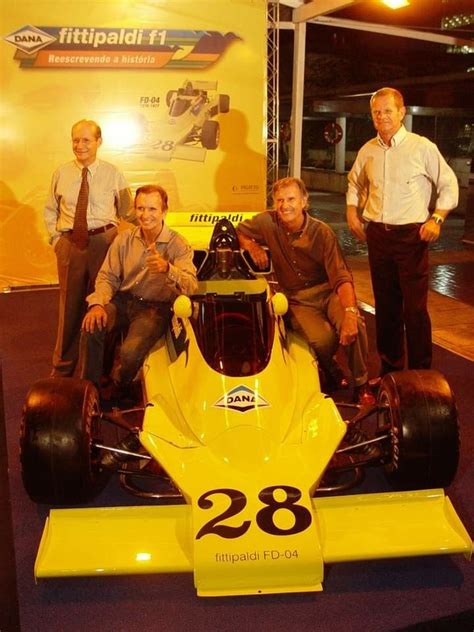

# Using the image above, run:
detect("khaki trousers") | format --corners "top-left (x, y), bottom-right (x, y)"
top-left (52, 227), bottom-right (117, 376)
top-left (288, 285), bottom-right (369, 386)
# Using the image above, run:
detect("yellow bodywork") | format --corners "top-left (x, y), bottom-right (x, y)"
top-left (33, 241), bottom-right (472, 596)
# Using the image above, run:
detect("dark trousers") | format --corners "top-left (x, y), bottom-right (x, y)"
top-left (52, 228), bottom-right (117, 377)
top-left (366, 222), bottom-right (431, 373)
top-left (80, 292), bottom-right (171, 387)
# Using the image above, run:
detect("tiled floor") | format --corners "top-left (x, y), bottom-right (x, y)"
top-left (430, 261), bottom-right (474, 306)
top-left (310, 192), bottom-right (474, 361)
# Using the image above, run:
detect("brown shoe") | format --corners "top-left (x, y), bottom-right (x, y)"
top-left (354, 382), bottom-right (376, 406)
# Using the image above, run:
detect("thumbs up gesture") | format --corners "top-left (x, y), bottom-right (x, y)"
top-left (146, 242), bottom-right (169, 274)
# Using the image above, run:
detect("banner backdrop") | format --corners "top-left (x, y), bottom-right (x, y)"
top-left (0, 0), bottom-right (267, 287)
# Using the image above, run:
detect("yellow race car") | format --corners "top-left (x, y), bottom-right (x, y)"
top-left (21, 217), bottom-right (472, 596)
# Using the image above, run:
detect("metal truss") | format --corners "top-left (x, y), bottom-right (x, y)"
top-left (267, 1), bottom-right (280, 205)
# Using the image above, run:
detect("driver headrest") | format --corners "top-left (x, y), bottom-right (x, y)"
top-left (209, 218), bottom-right (240, 251)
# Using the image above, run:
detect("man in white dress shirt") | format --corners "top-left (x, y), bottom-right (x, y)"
top-left (44, 119), bottom-right (134, 377)
top-left (346, 87), bottom-right (458, 375)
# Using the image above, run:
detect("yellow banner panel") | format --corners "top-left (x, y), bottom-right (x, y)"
top-left (0, 0), bottom-right (267, 287)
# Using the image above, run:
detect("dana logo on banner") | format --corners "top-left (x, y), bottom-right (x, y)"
top-left (3, 25), bottom-right (56, 54)
top-left (213, 385), bottom-right (270, 414)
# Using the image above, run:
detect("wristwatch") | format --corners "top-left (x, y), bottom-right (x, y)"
top-left (345, 306), bottom-right (359, 315)
top-left (431, 214), bottom-right (444, 225)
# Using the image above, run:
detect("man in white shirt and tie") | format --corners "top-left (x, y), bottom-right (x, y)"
top-left (44, 119), bottom-right (134, 377)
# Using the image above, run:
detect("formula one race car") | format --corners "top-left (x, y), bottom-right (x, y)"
top-left (142, 80), bottom-right (230, 161)
top-left (21, 217), bottom-right (472, 596)
top-left (166, 79), bottom-right (229, 148)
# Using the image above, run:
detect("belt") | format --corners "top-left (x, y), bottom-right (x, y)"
top-left (373, 222), bottom-right (422, 231)
top-left (88, 223), bottom-right (116, 236)
top-left (129, 294), bottom-right (170, 308)
top-left (63, 223), bottom-right (115, 237)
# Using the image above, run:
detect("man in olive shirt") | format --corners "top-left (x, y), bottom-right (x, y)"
top-left (237, 176), bottom-right (374, 405)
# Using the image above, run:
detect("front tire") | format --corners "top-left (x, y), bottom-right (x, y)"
top-left (166, 90), bottom-right (177, 107)
top-left (377, 370), bottom-right (459, 489)
top-left (21, 377), bottom-right (107, 504)
top-left (201, 120), bottom-right (219, 149)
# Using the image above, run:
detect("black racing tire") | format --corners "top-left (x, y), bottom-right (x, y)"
top-left (21, 377), bottom-right (108, 504)
top-left (377, 370), bottom-right (460, 490)
top-left (218, 94), bottom-right (230, 113)
top-left (201, 120), bottom-right (219, 149)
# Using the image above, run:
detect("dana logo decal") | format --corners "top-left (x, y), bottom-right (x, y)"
top-left (213, 385), bottom-right (270, 414)
top-left (3, 25), bottom-right (56, 55)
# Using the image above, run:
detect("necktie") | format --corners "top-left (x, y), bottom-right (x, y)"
top-left (71, 167), bottom-right (89, 250)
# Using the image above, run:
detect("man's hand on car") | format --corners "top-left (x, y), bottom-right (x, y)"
top-left (246, 241), bottom-right (269, 270)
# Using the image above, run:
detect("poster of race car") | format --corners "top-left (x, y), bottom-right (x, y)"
top-left (137, 80), bottom-right (231, 162)
top-left (0, 0), bottom-right (267, 287)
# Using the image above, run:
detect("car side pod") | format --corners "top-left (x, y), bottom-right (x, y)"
top-left (34, 489), bottom-right (471, 596)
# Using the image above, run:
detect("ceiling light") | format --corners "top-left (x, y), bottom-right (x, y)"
top-left (381, 0), bottom-right (410, 9)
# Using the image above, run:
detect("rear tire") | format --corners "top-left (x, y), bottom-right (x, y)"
top-left (218, 94), bottom-right (230, 113)
top-left (377, 370), bottom-right (459, 489)
top-left (21, 378), bottom-right (107, 504)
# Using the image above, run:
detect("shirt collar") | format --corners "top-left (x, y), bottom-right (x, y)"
top-left (275, 210), bottom-right (308, 236)
top-left (377, 124), bottom-right (407, 148)
top-left (134, 222), bottom-right (172, 246)
top-left (75, 158), bottom-right (100, 175)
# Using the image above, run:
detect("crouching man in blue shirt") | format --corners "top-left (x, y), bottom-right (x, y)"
top-left (80, 184), bottom-right (197, 400)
